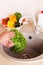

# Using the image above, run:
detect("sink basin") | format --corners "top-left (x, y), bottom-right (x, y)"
top-left (0, 31), bottom-right (43, 61)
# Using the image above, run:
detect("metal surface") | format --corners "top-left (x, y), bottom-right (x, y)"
top-left (0, 31), bottom-right (43, 61)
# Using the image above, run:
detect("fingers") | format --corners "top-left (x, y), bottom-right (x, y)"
top-left (2, 31), bottom-right (15, 39)
top-left (8, 40), bottom-right (14, 48)
top-left (2, 40), bottom-right (14, 48)
top-left (0, 31), bottom-right (15, 48)
top-left (8, 32), bottom-right (15, 39)
top-left (2, 39), bottom-right (9, 47)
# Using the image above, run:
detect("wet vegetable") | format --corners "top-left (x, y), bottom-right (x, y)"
top-left (11, 29), bottom-right (27, 53)
top-left (2, 17), bottom-right (9, 27)
top-left (14, 12), bottom-right (22, 27)
top-left (15, 22), bottom-right (20, 27)
top-left (1, 12), bottom-right (22, 28)
top-left (14, 12), bottom-right (22, 21)
top-left (7, 15), bottom-right (17, 28)
top-left (7, 20), bottom-right (15, 28)
top-left (9, 15), bottom-right (17, 21)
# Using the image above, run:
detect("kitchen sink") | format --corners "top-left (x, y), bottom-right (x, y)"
top-left (0, 31), bottom-right (43, 61)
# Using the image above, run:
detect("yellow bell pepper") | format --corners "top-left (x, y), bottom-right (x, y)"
top-left (7, 20), bottom-right (15, 28)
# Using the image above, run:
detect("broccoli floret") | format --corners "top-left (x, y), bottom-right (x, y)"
top-left (11, 29), bottom-right (27, 53)
top-left (14, 12), bottom-right (22, 21)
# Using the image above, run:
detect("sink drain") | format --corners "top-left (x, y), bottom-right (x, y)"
top-left (29, 36), bottom-right (32, 39)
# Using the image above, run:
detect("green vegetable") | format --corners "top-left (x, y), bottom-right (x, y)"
top-left (11, 29), bottom-right (27, 53)
top-left (15, 22), bottom-right (20, 27)
top-left (14, 12), bottom-right (22, 27)
top-left (14, 12), bottom-right (22, 21)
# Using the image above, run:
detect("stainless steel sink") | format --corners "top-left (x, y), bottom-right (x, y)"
top-left (0, 31), bottom-right (43, 61)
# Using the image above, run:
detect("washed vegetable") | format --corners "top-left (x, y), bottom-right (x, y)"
top-left (9, 15), bottom-right (17, 21)
top-left (7, 15), bottom-right (17, 28)
top-left (15, 22), bottom-right (20, 27)
top-left (2, 17), bottom-right (9, 27)
top-left (7, 20), bottom-right (15, 28)
top-left (11, 29), bottom-right (27, 53)
top-left (14, 12), bottom-right (22, 27)
top-left (1, 12), bottom-right (22, 28)
top-left (2, 19), bottom-right (7, 27)
top-left (5, 17), bottom-right (9, 22)
top-left (14, 12), bottom-right (22, 21)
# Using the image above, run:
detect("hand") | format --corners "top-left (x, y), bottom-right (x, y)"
top-left (0, 31), bottom-right (15, 48)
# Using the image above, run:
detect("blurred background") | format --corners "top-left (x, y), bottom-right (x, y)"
top-left (0, 0), bottom-right (43, 18)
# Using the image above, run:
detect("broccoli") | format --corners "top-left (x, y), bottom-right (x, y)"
top-left (14, 12), bottom-right (22, 21)
top-left (14, 12), bottom-right (22, 27)
top-left (11, 29), bottom-right (27, 53)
